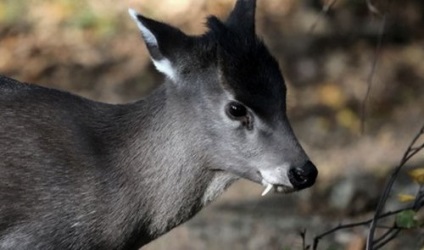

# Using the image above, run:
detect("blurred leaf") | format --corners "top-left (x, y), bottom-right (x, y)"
top-left (0, 0), bottom-right (27, 24)
top-left (408, 168), bottom-right (424, 184)
top-left (72, 9), bottom-right (98, 29)
top-left (318, 83), bottom-right (346, 109)
top-left (397, 194), bottom-right (416, 203)
top-left (336, 108), bottom-right (359, 132)
top-left (396, 210), bottom-right (418, 229)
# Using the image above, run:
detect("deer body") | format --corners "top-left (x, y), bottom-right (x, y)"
top-left (0, 1), bottom-right (318, 249)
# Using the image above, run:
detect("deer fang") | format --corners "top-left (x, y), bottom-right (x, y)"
top-left (261, 183), bottom-right (273, 196)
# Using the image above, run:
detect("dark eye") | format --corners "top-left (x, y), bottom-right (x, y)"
top-left (226, 101), bottom-right (247, 119)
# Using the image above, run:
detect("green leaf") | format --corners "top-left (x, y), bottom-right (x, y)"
top-left (396, 210), bottom-right (418, 229)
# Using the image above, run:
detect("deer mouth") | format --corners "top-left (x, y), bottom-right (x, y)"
top-left (211, 167), bottom-right (296, 196)
top-left (260, 180), bottom-right (295, 196)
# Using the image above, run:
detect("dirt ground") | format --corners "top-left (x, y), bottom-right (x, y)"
top-left (1, 0), bottom-right (424, 249)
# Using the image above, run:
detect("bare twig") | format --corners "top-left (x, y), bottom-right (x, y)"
top-left (405, 143), bottom-right (424, 162)
top-left (366, 124), bottom-right (424, 249)
top-left (360, 14), bottom-right (386, 134)
top-left (374, 228), bottom-right (401, 250)
top-left (311, 206), bottom-right (414, 250)
top-left (309, 0), bottom-right (338, 34)
top-left (413, 186), bottom-right (424, 210)
top-left (299, 229), bottom-right (309, 250)
top-left (306, 0), bottom-right (423, 248)
top-left (312, 125), bottom-right (424, 249)
top-left (373, 222), bottom-right (400, 245)
top-left (366, 0), bottom-right (382, 16)
top-left (375, 224), bottom-right (397, 230)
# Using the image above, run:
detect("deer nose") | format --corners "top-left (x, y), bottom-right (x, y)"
top-left (288, 161), bottom-right (318, 190)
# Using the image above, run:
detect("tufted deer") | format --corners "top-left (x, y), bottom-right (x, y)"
top-left (0, 0), bottom-right (318, 249)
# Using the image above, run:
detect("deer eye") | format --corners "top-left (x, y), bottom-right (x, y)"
top-left (226, 101), bottom-right (247, 119)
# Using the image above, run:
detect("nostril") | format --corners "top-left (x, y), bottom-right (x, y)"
top-left (292, 168), bottom-right (307, 184)
top-left (288, 161), bottom-right (318, 189)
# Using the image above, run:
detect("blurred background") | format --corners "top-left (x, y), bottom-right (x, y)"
top-left (1, 0), bottom-right (423, 249)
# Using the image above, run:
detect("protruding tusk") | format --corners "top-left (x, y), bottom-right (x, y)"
top-left (261, 183), bottom-right (273, 196)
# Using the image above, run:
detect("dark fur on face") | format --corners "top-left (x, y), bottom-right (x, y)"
top-left (205, 16), bottom-right (287, 121)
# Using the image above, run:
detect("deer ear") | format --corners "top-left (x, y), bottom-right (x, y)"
top-left (129, 9), bottom-right (187, 80)
top-left (226, 0), bottom-right (256, 35)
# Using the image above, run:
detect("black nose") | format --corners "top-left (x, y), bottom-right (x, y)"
top-left (288, 161), bottom-right (318, 190)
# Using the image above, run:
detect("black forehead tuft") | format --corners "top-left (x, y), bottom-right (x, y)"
top-left (203, 16), bottom-right (287, 120)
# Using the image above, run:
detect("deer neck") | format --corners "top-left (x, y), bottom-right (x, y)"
top-left (103, 84), bottom-right (237, 246)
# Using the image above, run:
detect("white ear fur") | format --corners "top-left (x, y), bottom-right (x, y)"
top-left (128, 9), bottom-right (157, 47)
top-left (128, 8), bottom-right (176, 80)
top-left (152, 59), bottom-right (176, 80)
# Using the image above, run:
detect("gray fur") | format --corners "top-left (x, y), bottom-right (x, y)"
top-left (0, 1), bottom-right (317, 249)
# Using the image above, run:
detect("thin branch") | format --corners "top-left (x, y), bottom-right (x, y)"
top-left (309, 0), bottom-right (338, 34)
top-left (374, 229), bottom-right (401, 250)
top-left (413, 186), bottom-right (424, 210)
top-left (375, 225), bottom-right (396, 229)
top-left (410, 146), bottom-right (424, 152)
top-left (360, 14), bottom-right (386, 134)
top-left (403, 129), bottom-right (424, 162)
top-left (374, 222), bottom-right (398, 244)
top-left (405, 143), bottom-right (424, 161)
top-left (312, 126), bottom-right (424, 250)
top-left (312, 206), bottom-right (413, 250)
top-left (299, 229), bottom-right (309, 250)
top-left (366, 0), bottom-right (382, 16)
top-left (366, 124), bottom-right (424, 249)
